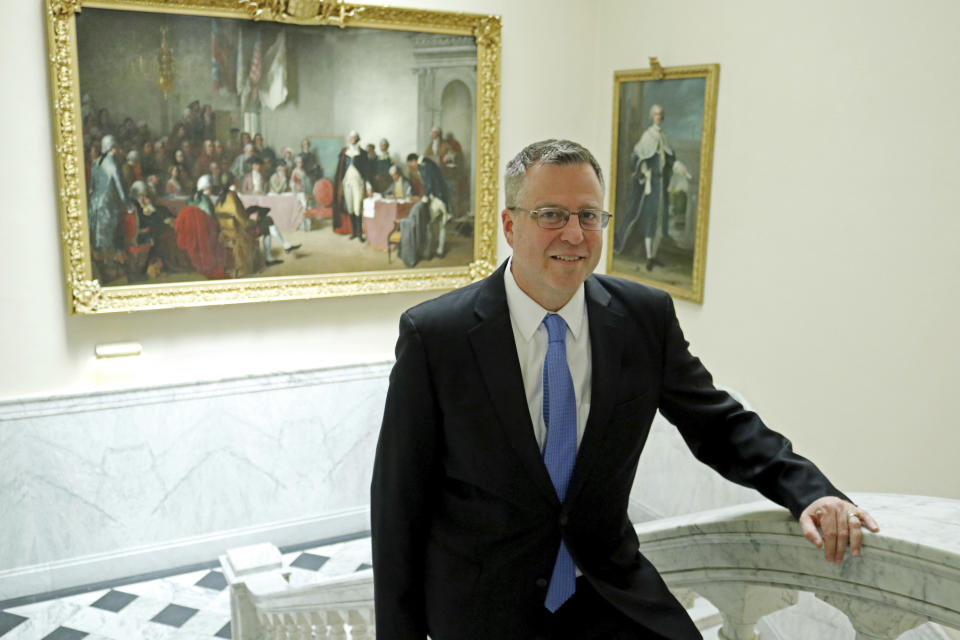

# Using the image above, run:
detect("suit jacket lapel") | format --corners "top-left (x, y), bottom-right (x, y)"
top-left (565, 276), bottom-right (626, 506)
top-left (468, 264), bottom-right (560, 507)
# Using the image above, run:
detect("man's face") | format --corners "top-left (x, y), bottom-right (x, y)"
top-left (502, 162), bottom-right (604, 311)
top-left (651, 106), bottom-right (664, 126)
top-left (380, 142), bottom-right (388, 153)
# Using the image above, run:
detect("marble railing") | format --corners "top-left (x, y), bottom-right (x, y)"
top-left (221, 493), bottom-right (959, 639)
top-left (638, 493), bottom-right (960, 639)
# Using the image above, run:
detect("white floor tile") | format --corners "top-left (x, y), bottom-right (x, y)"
top-left (179, 609), bottom-right (231, 635)
top-left (4, 600), bottom-right (82, 638)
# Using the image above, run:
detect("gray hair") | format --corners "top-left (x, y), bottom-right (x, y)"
top-left (100, 134), bottom-right (117, 154)
top-left (503, 139), bottom-right (604, 207)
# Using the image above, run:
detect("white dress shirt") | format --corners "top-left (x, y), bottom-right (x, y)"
top-left (503, 257), bottom-right (592, 453)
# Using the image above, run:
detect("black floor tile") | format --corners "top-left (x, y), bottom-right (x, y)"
top-left (356, 563), bottom-right (372, 571)
top-left (90, 589), bottom-right (138, 613)
top-left (41, 628), bottom-right (88, 640)
top-left (290, 552), bottom-right (329, 571)
top-left (215, 621), bottom-right (232, 638)
top-left (150, 603), bottom-right (198, 628)
top-left (0, 611), bottom-right (27, 636)
top-left (195, 570), bottom-right (228, 591)
top-left (0, 611), bottom-right (26, 636)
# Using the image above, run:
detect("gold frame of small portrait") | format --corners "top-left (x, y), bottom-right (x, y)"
top-left (607, 62), bottom-right (719, 304)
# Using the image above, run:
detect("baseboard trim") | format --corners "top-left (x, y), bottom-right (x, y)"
top-left (0, 505), bottom-right (370, 606)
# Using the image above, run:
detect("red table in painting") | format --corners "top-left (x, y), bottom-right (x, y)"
top-left (364, 198), bottom-right (414, 250)
top-left (158, 193), bottom-right (303, 232)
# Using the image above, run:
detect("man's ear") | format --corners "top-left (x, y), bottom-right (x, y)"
top-left (501, 209), bottom-right (515, 248)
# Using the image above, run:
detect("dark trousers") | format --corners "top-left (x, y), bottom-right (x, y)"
top-left (538, 577), bottom-right (674, 640)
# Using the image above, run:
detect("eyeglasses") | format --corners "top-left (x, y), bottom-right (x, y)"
top-left (508, 206), bottom-right (612, 231)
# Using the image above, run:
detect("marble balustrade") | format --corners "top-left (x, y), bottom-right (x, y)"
top-left (222, 493), bottom-right (960, 639)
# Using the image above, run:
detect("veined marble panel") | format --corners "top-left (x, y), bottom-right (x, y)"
top-left (629, 387), bottom-right (761, 521)
top-left (0, 362), bottom-right (392, 600)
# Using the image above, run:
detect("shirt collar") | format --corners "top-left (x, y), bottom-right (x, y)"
top-left (504, 256), bottom-right (586, 343)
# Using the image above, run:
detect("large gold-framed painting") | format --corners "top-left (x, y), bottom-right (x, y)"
top-left (607, 62), bottom-right (718, 303)
top-left (45, 0), bottom-right (501, 314)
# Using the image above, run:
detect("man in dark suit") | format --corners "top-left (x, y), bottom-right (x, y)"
top-left (371, 139), bottom-right (878, 639)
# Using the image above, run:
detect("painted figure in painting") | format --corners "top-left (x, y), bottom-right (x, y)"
top-left (215, 182), bottom-right (262, 276)
top-left (423, 125), bottom-right (450, 163)
top-left (613, 104), bottom-right (675, 271)
top-left (387, 165), bottom-right (413, 199)
top-left (408, 153), bottom-right (450, 258)
top-left (88, 134), bottom-right (126, 258)
top-left (334, 130), bottom-right (373, 241)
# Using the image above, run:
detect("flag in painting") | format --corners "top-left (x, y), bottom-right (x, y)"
top-left (210, 20), bottom-right (236, 94)
top-left (248, 30), bottom-right (263, 90)
top-left (261, 31), bottom-right (288, 110)
top-left (235, 26), bottom-right (246, 96)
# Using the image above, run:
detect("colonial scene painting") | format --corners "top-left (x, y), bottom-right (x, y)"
top-left (607, 62), bottom-right (718, 303)
top-left (47, 1), bottom-right (500, 313)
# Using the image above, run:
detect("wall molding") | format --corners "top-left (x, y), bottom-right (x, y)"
top-left (0, 361), bottom-right (394, 421)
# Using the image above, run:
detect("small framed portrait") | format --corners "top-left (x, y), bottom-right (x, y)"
top-left (45, 0), bottom-right (501, 313)
top-left (607, 62), bottom-right (719, 303)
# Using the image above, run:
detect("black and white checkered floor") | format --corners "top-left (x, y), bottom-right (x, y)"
top-left (0, 535), bottom-right (372, 640)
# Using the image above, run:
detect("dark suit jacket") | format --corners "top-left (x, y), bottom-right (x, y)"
top-left (417, 157), bottom-right (449, 208)
top-left (371, 261), bottom-right (845, 640)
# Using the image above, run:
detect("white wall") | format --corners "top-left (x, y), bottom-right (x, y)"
top-left (2, 0), bottom-right (957, 501)
top-left (589, 0), bottom-right (960, 500)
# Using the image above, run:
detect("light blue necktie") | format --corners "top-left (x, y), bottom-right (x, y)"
top-left (542, 313), bottom-right (577, 612)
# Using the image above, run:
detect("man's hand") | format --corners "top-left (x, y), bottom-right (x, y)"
top-left (800, 497), bottom-right (880, 565)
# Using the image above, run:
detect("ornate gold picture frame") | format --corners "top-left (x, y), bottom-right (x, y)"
top-left (607, 61), bottom-right (718, 303)
top-left (46, 0), bottom-right (501, 314)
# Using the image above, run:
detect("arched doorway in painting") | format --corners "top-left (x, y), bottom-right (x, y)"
top-left (439, 80), bottom-right (473, 216)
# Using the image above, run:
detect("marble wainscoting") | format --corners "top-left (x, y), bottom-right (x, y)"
top-left (628, 387), bottom-right (763, 522)
top-left (0, 362), bottom-right (392, 603)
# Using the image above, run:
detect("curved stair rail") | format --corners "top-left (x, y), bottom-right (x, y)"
top-left (220, 542), bottom-right (375, 639)
top-left (221, 493), bottom-right (959, 639)
top-left (636, 493), bottom-right (960, 639)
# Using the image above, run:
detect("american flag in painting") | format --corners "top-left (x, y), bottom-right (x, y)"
top-left (248, 30), bottom-right (263, 87)
top-left (211, 20), bottom-right (236, 93)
